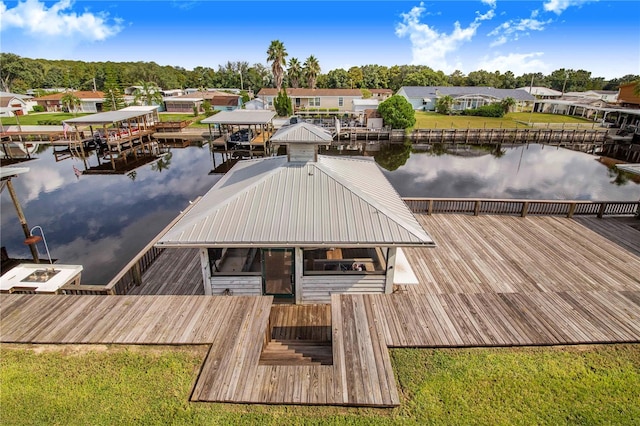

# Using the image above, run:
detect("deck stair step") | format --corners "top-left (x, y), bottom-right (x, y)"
top-left (259, 339), bottom-right (333, 365)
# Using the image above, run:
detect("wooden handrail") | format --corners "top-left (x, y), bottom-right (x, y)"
top-left (403, 198), bottom-right (640, 218)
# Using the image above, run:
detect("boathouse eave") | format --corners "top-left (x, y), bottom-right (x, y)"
top-left (154, 241), bottom-right (437, 249)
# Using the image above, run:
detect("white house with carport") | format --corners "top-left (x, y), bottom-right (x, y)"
top-left (156, 121), bottom-right (435, 304)
top-left (397, 86), bottom-right (535, 112)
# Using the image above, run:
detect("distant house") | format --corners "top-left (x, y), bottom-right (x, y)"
top-left (369, 89), bottom-right (393, 101)
top-left (0, 92), bottom-right (31, 117)
top-left (618, 82), bottom-right (640, 108)
top-left (516, 86), bottom-right (562, 99)
top-left (160, 89), bottom-right (184, 97)
top-left (564, 90), bottom-right (618, 103)
top-left (164, 91), bottom-right (242, 113)
top-left (33, 91), bottom-right (105, 113)
top-left (257, 88), bottom-right (363, 113)
top-left (156, 121), bottom-right (435, 304)
top-left (244, 98), bottom-right (266, 110)
top-left (397, 86), bottom-right (535, 112)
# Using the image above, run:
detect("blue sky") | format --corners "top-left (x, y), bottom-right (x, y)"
top-left (1, 0), bottom-right (638, 79)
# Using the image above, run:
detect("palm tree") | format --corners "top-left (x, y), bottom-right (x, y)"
top-left (500, 97), bottom-right (516, 114)
top-left (267, 40), bottom-right (288, 91)
top-left (435, 95), bottom-right (454, 114)
top-left (133, 81), bottom-right (163, 106)
top-left (287, 58), bottom-right (302, 88)
top-left (60, 92), bottom-right (81, 115)
top-left (303, 55), bottom-right (320, 89)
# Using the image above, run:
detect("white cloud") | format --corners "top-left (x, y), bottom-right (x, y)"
top-left (477, 52), bottom-right (550, 75)
top-left (543, 0), bottom-right (592, 14)
top-left (481, 0), bottom-right (497, 7)
top-left (396, 2), bottom-right (495, 73)
top-left (488, 14), bottom-right (553, 46)
top-left (0, 0), bottom-right (123, 41)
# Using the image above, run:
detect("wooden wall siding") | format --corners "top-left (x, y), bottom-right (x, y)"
top-left (211, 276), bottom-right (262, 296)
top-left (402, 215), bottom-right (640, 295)
top-left (300, 275), bottom-right (386, 304)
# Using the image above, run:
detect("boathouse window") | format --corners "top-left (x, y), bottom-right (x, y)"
top-left (209, 248), bottom-right (261, 275)
top-left (302, 248), bottom-right (386, 275)
top-left (338, 97), bottom-right (344, 107)
top-left (309, 97), bottom-right (320, 107)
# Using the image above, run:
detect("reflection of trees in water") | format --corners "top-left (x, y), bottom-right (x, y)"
top-left (374, 141), bottom-right (412, 171)
top-left (607, 165), bottom-right (630, 186)
top-left (34, 143), bottom-right (50, 155)
top-left (152, 152), bottom-right (173, 173)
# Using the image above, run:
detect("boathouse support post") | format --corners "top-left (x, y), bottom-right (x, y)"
top-left (568, 203), bottom-right (577, 218)
top-left (521, 202), bottom-right (529, 218)
top-left (474, 200), bottom-right (481, 216)
top-left (384, 247), bottom-right (397, 294)
top-left (597, 203), bottom-right (607, 219)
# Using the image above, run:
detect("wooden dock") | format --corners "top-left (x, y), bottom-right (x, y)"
top-left (2, 213), bottom-right (639, 407)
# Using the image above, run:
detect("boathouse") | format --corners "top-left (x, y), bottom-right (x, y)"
top-left (156, 122), bottom-right (435, 303)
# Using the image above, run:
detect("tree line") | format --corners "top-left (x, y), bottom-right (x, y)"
top-left (1, 50), bottom-right (638, 96)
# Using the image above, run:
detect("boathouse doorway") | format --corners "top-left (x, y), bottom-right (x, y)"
top-left (262, 248), bottom-right (295, 301)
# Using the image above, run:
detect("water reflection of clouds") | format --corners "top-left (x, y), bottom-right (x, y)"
top-left (1, 146), bottom-right (220, 283)
top-left (387, 145), bottom-right (640, 200)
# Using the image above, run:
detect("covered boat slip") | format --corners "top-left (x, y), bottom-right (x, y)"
top-left (201, 110), bottom-right (276, 155)
top-left (62, 106), bottom-right (160, 169)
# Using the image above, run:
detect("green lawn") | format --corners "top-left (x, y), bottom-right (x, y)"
top-left (4, 111), bottom-right (595, 131)
top-left (1, 112), bottom-right (91, 126)
top-left (413, 111), bottom-right (594, 129)
top-left (2, 344), bottom-right (638, 425)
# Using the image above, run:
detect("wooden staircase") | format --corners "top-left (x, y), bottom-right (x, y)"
top-left (259, 304), bottom-right (333, 366)
top-left (260, 339), bottom-right (333, 365)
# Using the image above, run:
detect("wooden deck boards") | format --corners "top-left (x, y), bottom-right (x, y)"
top-left (128, 248), bottom-right (204, 295)
top-left (403, 215), bottom-right (640, 295)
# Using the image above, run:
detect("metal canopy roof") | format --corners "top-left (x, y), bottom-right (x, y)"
top-left (157, 155), bottom-right (435, 248)
top-left (0, 166), bottom-right (29, 181)
top-left (63, 110), bottom-right (154, 125)
top-left (201, 110), bottom-right (276, 125)
top-left (270, 122), bottom-right (334, 144)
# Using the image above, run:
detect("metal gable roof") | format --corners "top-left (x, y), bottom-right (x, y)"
top-left (157, 155), bottom-right (435, 248)
top-left (201, 110), bottom-right (276, 125)
top-left (400, 86), bottom-right (535, 101)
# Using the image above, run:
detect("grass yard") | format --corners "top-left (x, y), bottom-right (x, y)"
top-left (413, 111), bottom-right (594, 130)
top-left (1, 344), bottom-right (638, 425)
top-left (0, 112), bottom-right (91, 126)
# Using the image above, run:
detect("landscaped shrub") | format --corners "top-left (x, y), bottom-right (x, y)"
top-left (31, 105), bottom-right (45, 112)
top-left (462, 103), bottom-right (505, 118)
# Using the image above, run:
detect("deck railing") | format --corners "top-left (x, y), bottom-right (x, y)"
top-left (403, 198), bottom-right (640, 218)
top-left (61, 197), bottom-right (202, 295)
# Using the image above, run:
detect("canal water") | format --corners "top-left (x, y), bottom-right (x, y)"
top-left (1, 142), bottom-right (638, 284)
